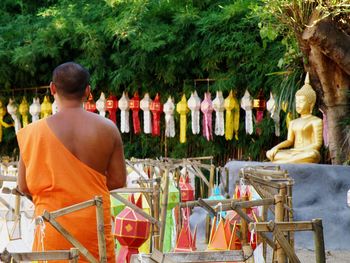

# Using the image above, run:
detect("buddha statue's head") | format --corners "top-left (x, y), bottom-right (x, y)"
top-left (295, 73), bottom-right (316, 114)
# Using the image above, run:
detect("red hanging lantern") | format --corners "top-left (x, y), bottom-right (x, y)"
top-left (179, 174), bottom-right (194, 202)
top-left (129, 92), bottom-right (141, 134)
top-left (84, 93), bottom-right (96, 112)
top-left (253, 89), bottom-right (266, 135)
top-left (106, 95), bottom-right (118, 124)
top-left (114, 194), bottom-right (150, 263)
top-left (150, 93), bottom-right (162, 137)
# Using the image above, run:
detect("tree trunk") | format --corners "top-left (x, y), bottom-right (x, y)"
top-left (302, 18), bottom-right (350, 164)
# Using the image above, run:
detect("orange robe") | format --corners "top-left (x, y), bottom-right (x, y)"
top-left (17, 119), bottom-right (115, 262)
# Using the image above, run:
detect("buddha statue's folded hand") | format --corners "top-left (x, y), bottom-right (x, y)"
top-left (266, 147), bottom-right (279, 161)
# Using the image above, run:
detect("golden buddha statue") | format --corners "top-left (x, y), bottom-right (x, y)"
top-left (266, 73), bottom-right (323, 163)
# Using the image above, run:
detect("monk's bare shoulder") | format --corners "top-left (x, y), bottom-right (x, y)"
top-left (84, 111), bottom-right (121, 142)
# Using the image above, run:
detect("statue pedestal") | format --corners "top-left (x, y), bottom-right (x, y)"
top-left (225, 161), bottom-right (350, 250)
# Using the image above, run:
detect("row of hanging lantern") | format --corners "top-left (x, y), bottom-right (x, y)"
top-left (85, 90), bottom-right (281, 142)
top-left (0, 89), bottom-right (284, 143)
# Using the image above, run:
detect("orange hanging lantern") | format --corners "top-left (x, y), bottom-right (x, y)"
top-left (129, 92), bottom-right (141, 134)
top-left (106, 95), bottom-right (118, 124)
top-left (179, 173), bottom-right (194, 202)
top-left (150, 93), bottom-right (162, 137)
top-left (84, 93), bottom-right (96, 113)
top-left (114, 195), bottom-right (150, 263)
top-left (229, 221), bottom-right (242, 250)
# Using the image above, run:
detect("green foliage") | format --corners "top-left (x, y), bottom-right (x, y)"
top-left (0, 0), bottom-right (289, 163)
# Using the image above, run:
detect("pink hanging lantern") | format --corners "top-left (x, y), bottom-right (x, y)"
top-left (253, 89), bottom-right (266, 135)
top-left (200, 92), bottom-right (213, 141)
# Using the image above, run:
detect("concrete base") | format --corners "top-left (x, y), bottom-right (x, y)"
top-left (223, 161), bottom-right (350, 250)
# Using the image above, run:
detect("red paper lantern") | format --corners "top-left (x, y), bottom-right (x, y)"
top-left (106, 95), bottom-right (118, 124)
top-left (175, 207), bottom-right (196, 252)
top-left (150, 93), bottom-right (162, 137)
top-left (114, 195), bottom-right (150, 263)
top-left (129, 92), bottom-right (141, 134)
top-left (84, 93), bottom-right (96, 112)
top-left (179, 174), bottom-right (194, 202)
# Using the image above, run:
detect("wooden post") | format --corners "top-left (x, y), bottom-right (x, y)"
top-left (267, 221), bottom-right (301, 263)
top-left (209, 164), bottom-right (215, 196)
top-left (42, 211), bottom-right (98, 263)
top-left (312, 219), bottom-right (326, 263)
top-left (242, 245), bottom-right (254, 263)
top-left (262, 204), bottom-right (268, 261)
top-left (159, 169), bottom-right (169, 251)
top-left (205, 215), bottom-right (211, 244)
top-left (288, 196), bottom-right (294, 250)
top-left (94, 196), bottom-right (107, 263)
top-left (149, 165), bottom-right (155, 252)
top-left (241, 195), bottom-right (248, 245)
top-left (278, 184), bottom-right (287, 221)
top-left (153, 178), bottom-right (160, 250)
top-left (287, 182), bottom-right (294, 251)
top-left (275, 194), bottom-right (287, 263)
top-left (225, 167), bottom-right (229, 198)
top-left (69, 248), bottom-right (80, 263)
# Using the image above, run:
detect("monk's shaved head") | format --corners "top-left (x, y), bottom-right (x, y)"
top-left (52, 62), bottom-right (90, 99)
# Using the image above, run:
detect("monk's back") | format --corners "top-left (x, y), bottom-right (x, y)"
top-left (46, 108), bottom-right (116, 175)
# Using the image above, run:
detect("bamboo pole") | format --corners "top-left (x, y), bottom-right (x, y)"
top-left (159, 169), bottom-right (169, 252)
top-left (250, 221), bottom-right (313, 232)
top-left (225, 167), bottom-right (229, 198)
top-left (94, 196), bottom-right (107, 263)
top-left (262, 204), bottom-right (268, 261)
top-left (267, 221), bottom-right (301, 263)
top-left (111, 193), bottom-right (160, 226)
top-left (275, 194), bottom-right (287, 263)
top-left (69, 248), bottom-right (80, 263)
top-left (153, 178), bottom-right (161, 250)
top-left (0, 249), bottom-right (80, 262)
top-left (209, 165), bottom-right (215, 196)
top-left (110, 187), bottom-right (154, 194)
top-left (42, 211), bottom-right (98, 263)
top-left (241, 195), bottom-right (248, 245)
top-left (312, 219), bottom-right (326, 263)
top-left (0, 175), bottom-right (16, 182)
top-left (288, 196), bottom-right (294, 250)
top-left (242, 245), bottom-right (254, 263)
top-left (179, 198), bottom-right (274, 211)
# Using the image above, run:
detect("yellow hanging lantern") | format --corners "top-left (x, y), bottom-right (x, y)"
top-left (40, 95), bottom-right (52, 119)
top-left (19, 97), bottom-right (30, 127)
top-left (176, 94), bottom-right (189, 143)
top-left (224, 91), bottom-right (234, 140)
top-left (0, 100), bottom-right (14, 142)
top-left (224, 90), bottom-right (240, 140)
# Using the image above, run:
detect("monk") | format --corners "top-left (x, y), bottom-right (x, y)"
top-left (17, 62), bottom-right (126, 262)
top-left (266, 73), bottom-right (323, 163)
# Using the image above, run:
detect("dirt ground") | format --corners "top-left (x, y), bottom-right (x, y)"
top-left (297, 249), bottom-right (350, 263)
top-left (266, 248), bottom-right (350, 263)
